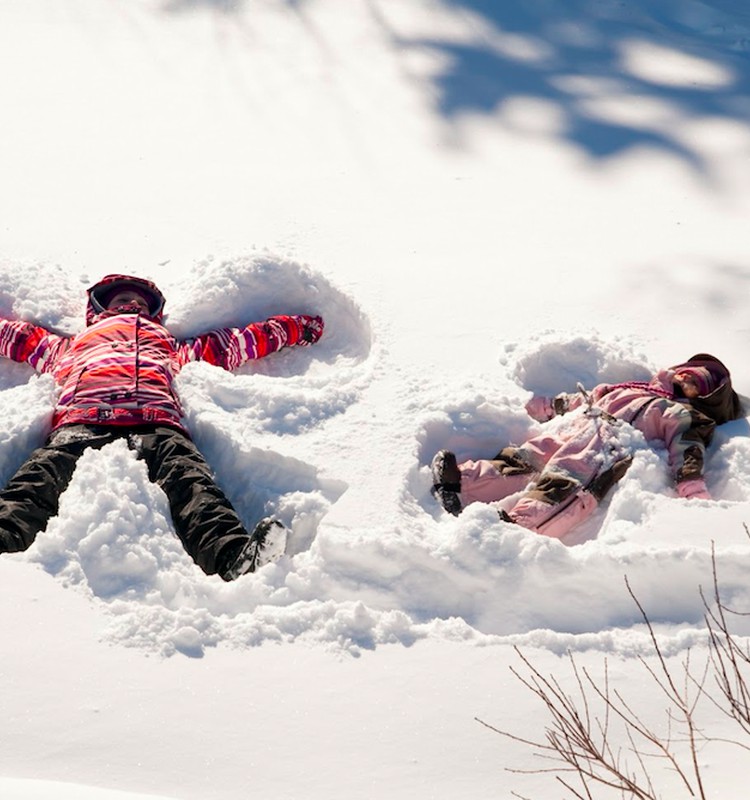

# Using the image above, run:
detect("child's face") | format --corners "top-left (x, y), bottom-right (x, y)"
top-left (107, 290), bottom-right (150, 313)
top-left (674, 371), bottom-right (701, 398)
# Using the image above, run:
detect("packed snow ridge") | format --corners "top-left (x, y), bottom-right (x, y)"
top-left (2, 256), bottom-right (749, 658)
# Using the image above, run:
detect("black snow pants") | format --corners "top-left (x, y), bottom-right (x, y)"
top-left (0, 424), bottom-right (251, 576)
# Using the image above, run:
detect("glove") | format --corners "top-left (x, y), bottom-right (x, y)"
top-left (525, 396), bottom-right (555, 422)
top-left (677, 478), bottom-right (711, 500)
top-left (297, 315), bottom-right (324, 345)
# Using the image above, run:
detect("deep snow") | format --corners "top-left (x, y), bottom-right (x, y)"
top-left (1, 0), bottom-right (750, 798)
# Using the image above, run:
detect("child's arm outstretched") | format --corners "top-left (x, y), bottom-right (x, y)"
top-left (178, 314), bottom-right (324, 370)
top-left (0, 319), bottom-right (70, 371)
top-left (660, 403), bottom-right (714, 500)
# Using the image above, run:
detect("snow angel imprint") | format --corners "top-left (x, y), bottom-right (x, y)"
top-left (431, 354), bottom-right (742, 539)
top-left (0, 274), bottom-right (324, 581)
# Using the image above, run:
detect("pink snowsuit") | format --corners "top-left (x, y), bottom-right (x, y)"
top-left (455, 354), bottom-right (741, 539)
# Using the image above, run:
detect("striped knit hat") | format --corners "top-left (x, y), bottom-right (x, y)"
top-left (675, 366), bottom-right (716, 397)
top-left (671, 354), bottom-right (742, 424)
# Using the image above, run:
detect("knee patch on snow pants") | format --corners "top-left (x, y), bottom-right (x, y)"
top-left (491, 447), bottom-right (538, 477)
top-left (508, 469), bottom-right (596, 538)
top-left (506, 456), bottom-right (632, 540)
top-left (525, 471), bottom-right (579, 505)
top-left (509, 489), bottom-right (599, 539)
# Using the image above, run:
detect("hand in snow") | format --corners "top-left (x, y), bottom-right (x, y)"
top-left (677, 478), bottom-right (711, 500)
top-left (525, 396), bottom-right (555, 422)
top-left (298, 315), bottom-right (324, 345)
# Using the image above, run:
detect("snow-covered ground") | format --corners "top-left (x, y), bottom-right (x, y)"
top-left (1, 0), bottom-right (750, 797)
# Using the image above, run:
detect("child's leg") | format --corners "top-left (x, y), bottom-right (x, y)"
top-left (505, 418), bottom-right (630, 539)
top-left (506, 475), bottom-right (598, 539)
top-left (133, 426), bottom-right (254, 576)
top-left (459, 448), bottom-right (537, 506)
top-left (432, 446), bottom-right (538, 516)
top-left (0, 425), bottom-right (114, 553)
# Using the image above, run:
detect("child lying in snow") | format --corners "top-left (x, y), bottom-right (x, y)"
top-left (431, 354), bottom-right (742, 539)
top-left (0, 274), bottom-right (324, 580)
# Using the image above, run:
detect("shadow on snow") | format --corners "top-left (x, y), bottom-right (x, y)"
top-left (162, 0), bottom-right (750, 170)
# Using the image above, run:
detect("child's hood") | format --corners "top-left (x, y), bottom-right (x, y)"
top-left (669, 353), bottom-right (743, 425)
top-left (86, 274), bottom-right (166, 326)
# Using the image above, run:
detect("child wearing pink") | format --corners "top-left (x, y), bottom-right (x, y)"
top-left (431, 354), bottom-right (742, 539)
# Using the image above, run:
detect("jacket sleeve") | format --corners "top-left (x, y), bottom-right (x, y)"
top-left (178, 314), bottom-right (323, 371)
top-left (0, 319), bottom-right (69, 372)
top-left (657, 402), bottom-right (715, 484)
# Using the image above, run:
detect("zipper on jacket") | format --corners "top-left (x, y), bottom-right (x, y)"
top-left (134, 313), bottom-right (141, 399)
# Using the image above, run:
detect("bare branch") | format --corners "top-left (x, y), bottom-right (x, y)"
top-left (700, 542), bottom-right (750, 734)
top-left (488, 532), bottom-right (750, 799)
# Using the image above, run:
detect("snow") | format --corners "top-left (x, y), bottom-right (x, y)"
top-left (1, 0), bottom-right (750, 797)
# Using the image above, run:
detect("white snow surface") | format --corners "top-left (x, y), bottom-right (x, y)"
top-left (1, 0), bottom-right (750, 798)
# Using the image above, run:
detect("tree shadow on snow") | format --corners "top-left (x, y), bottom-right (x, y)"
top-left (374, 0), bottom-right (750, 171)
top-left (163, 0), bottom-right (750, 172)
top-left (161, 0), bottom-right (246, 12)
top-left (625, 260), bottom-right (750, 323)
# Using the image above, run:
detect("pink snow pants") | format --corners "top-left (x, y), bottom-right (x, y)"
top-left (458, 416), bottom-right (626, 539)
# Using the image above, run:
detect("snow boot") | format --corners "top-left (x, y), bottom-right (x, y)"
top-left (430, 450), bottom-right (462, 516)
top-left (219, 518), bottom-right (287, 581)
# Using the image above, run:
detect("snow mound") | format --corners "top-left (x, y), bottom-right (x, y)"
top-left (5, 321), bottom-right (747, 659)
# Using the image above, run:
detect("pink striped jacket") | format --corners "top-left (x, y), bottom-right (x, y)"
top-left (0, 276), bottom-right (323, 433)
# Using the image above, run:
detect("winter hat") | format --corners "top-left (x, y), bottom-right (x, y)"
top-left (674, 366), bottom-right (716, 397)
top-left (87, 274), bottom-right (166, 324)
top-left (671, 354), bottom-right (743, 425)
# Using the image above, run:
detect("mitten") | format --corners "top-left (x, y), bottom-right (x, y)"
top-left (297, 315), bottom-right (324, 345)
top-left (677, 478), bottom-right (711, 500)
top-left (525, 396), bottom-right (555, 422)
